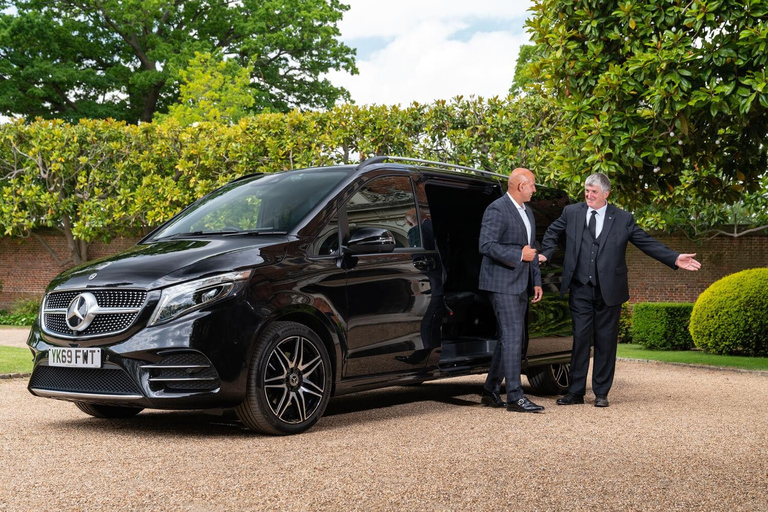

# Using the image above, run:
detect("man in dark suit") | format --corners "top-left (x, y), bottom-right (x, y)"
top-left (479, 168), bottom-right (545, 413)
top-left (539, 172), bottom-right (701, 407)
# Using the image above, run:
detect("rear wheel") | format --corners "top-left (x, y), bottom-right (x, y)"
top-left (236, 321), bottom-right (332, 435)
top-left (526, 363), bottom-right (570, 395)
top-left (74, 402), bottom-right (144, 418)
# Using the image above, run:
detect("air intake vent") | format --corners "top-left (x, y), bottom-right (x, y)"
top-left (141, 352), bottom-right (220, 392)
top-left (29, 365), bottom-right (142, 395)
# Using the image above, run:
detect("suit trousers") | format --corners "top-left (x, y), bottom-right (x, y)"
top-left (568, 280), bottom-right (622, 396)
top-left (485, 291), bottom-right (528, 401)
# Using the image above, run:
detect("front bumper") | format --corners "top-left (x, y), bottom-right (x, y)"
top-left (27, 304), bottom-right (259, 410)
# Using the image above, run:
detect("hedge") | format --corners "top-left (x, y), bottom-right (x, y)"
top-left (631, 302), bottom-right (694, 350)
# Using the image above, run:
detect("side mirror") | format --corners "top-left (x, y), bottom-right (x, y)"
top-left (346, 227), bottom-right (396, 254)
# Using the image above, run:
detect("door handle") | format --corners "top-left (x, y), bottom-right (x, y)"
top-left (413, 256), bottom-right (436, 271)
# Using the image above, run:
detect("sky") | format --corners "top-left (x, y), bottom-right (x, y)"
top-left (325, 0), bottom-right (535, 107)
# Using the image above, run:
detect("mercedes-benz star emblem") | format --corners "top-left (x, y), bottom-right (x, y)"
top-left (66, 292), bottom-right (99, 332)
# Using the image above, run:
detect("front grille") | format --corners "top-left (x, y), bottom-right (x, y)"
top-left (45, 290), bottom-right (147, 310)
top-left (44, 312), bottom-right (141, 337)
top-left (29, 365), bottom-right (142, 395)
top-left (142, 352), bottom-right (220, 392)
top-left (42, 289), bottom-right (148, 338)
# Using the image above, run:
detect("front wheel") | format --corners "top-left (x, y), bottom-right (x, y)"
top-left (236, 321), bottom-right (332, 435)
top-left (526, 363), bottom-right (570, 395)
top-left (74, 402), bottom-right (144, 418)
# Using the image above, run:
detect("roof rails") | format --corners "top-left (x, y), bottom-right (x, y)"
top-left (357, 156), bottom-right (506, 179)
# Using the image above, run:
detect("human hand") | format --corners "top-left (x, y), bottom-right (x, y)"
top-left (538, 254), bottom-right (548, 263)
top-left (532, 286), bottom-right (543, 303)
top-left (676, 253), bottom-right (701, 271)
top-left (522, 245), bottom-right (536, 262)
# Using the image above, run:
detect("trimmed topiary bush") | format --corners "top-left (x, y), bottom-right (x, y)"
top-left (632, 302), bottom-right (694, 350)
top-left (690, 268), bottom-right (768, 356)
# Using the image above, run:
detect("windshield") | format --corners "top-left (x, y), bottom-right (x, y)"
top-left (149, 170), bottom-right (350, 240)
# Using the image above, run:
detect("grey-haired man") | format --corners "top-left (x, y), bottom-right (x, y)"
top-left (539, 173), bottom-right (700, 407)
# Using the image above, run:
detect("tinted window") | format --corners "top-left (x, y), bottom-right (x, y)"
top-left (347, 176), bottom-right (417, 249)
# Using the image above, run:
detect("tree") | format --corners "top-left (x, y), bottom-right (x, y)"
top-left (0, 98), bottom-right (566, 265)
top-left (509, 44), bottom-right (544, 96)
top-left (526, 0), bottom-right (768, 217)
top-left (0, 119), bottom-right (147, 265)
top-left (160, 52), bottom-right (255, 126)
top-left (0, 0), bottom-right (357, 123)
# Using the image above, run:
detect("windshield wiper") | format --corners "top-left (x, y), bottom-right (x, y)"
top-left (222, 230), bottom-right (288, 236)
top-left (155, 229), bottom-right (238, 240)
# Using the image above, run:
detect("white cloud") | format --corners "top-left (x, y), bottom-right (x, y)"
top-left (328, 0), bottom-right (534, 106)
top-left (337, 0), bottom-right (531, 39)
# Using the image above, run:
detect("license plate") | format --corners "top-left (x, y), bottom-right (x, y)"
top-left (49, 348), bottom-right (102, 368)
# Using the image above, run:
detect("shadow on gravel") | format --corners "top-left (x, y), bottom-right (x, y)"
top-left (51, 409), bottom-right (255, 438)
top-left (323, 381), bottom-right (482, 418)
top-left (47, 380), bottom-right (541, 436)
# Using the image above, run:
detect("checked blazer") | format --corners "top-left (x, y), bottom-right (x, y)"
top-left (478, 194), bottom-right (542, 295)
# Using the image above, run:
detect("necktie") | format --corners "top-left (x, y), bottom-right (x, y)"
top-left (589, 210), bottom-right (597, 239)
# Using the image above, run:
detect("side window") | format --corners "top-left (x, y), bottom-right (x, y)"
top-left (346, 175), bottom-right (417, 250)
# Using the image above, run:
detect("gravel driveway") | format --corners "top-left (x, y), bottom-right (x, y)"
top-left (1, 361), bottom-right (767, 511)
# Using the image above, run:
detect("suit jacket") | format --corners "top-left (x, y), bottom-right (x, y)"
top-left (540, 202), bottom-right (679, 307)
top-left (478, 194), bottom-right (541, 295)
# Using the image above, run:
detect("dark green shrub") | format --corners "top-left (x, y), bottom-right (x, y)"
top-left (631, 302), bottom-right (694, 350)
top-left (618, 302), bottom-right (633, 344)
top-left (0, 298), bottom-right (40, 326)
top-left (690, 268), bottom-right (768, 356)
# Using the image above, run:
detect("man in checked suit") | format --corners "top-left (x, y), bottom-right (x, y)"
top-left (479, 168), bottom-right (545, 413)
top-left (539, 172), bottom-right (701, 407)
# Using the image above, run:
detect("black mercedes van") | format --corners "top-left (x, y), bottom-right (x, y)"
top-left (27, 157), bottom-right (573, 435)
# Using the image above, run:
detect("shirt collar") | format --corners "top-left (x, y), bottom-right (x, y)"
top-left (507, 192), bottom-right (525, 211)
top-left (590, 202), bottom-right (608, 216)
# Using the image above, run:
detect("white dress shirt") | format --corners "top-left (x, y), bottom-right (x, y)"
top-left (587, 203), bottom-right (608, 237)
top-left (508, 193), bottom-right (532, 245)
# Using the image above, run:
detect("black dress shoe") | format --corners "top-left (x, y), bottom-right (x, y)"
top-left (480, 390), bottom-right (506, 408)
top-left (556, 393), bottom-right (585, 405)
top-left (594, 395), bottom-right (610, 407)
top-left (506, 397), bottom-right (544, 413)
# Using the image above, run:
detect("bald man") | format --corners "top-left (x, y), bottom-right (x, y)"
top-left (478, 168), bottom-right (545, 413)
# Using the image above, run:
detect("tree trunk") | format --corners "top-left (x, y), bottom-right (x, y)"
top-left (61, 214), bottom-right (88, 266)
top-left (141, 85), bottom-right (163, 123)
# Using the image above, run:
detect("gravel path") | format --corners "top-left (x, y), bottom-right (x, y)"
top-left (1, 361), bottom-right (767, 511)
top-left (0, 327), bottom-right (30, 349)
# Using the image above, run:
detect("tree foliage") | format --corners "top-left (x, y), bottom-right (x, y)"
top-left (526, 0), bottom-right (768, 221)
top-left (160, 52), bottom-right (255, 126)
top-left (0, 97), bottom-right (553, 264)
top-left (0, 0), bottom-right (357, 123)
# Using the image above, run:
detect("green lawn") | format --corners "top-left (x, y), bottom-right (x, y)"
top-left (0, 346), bottom-right (33, 374)
top-left (617, 343), bottom-right (768, 371)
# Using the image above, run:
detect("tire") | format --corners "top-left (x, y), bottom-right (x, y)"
top-left (526, 363), bottom-right (570, 395)
top-left (236, 321), bottom-right (332, 435)
top-left (74, 402), bottom-right (144, 418)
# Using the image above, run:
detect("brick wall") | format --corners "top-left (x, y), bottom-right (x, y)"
top-left (0, 231), bottom-right (140, 310)
top-left (627, 233), bottom-right (768, 304)
top-left (0, 230), bottom-right (766, 310)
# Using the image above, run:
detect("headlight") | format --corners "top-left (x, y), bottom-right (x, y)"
top-left (148, 270), bottom-right (252, 326)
